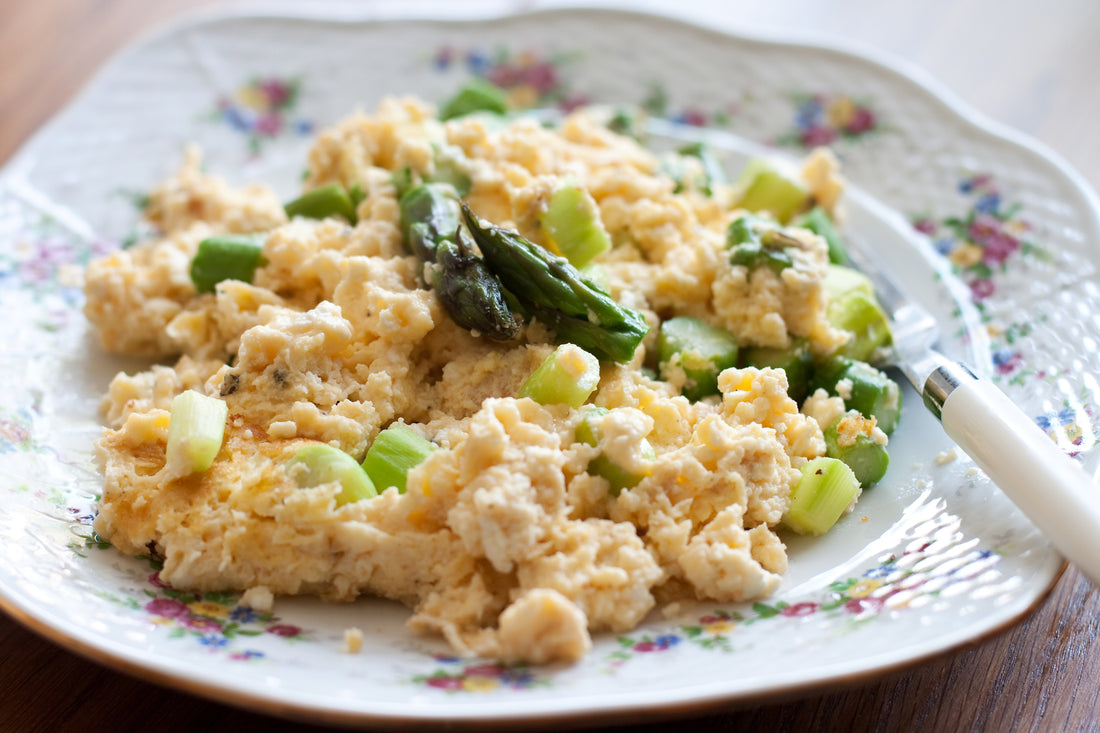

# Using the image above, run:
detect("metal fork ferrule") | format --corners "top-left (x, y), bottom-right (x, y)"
top-left (923, 361), bottom-right (978, 420)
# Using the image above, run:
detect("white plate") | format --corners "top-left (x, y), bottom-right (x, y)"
top-left (1, 6), bottom-right (1096, 727)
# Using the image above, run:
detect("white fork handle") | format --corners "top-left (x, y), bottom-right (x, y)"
top-left (933, 367), bottom-right (1100, 585)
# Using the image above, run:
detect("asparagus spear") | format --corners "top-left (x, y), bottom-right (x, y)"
top-left (432, 229), bottom-right (522, 341)
top-left (399, 183), bottom-right (521, 340)
top-left (460, 203), bottom-right (650, 364)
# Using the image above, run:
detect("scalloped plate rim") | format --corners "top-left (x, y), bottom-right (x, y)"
top-left (0, 3), bottom-right (1092, 726)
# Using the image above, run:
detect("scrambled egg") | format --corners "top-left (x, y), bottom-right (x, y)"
top-left (85, 98), bottom-right (851, 664)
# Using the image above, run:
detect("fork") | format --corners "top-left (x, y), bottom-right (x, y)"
top-left (642, 117), bottom-right (1100, 585)
top-left (842, 196), bottom-right (1100, 586)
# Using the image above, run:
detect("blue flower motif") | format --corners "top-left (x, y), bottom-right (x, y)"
top-left (654, 634), bottom-right (681, 648)
top-left (502, 668), bottom-right (536, 686)
top-left (934, 237), bottom-right (956, 255)
top-left (864, 564), bottom-right (894, 579)
top-left (432, 654), bottom-right (463, 664)
top-left (199, 634), bottom-right (229, 648)
top-left (433, 47), bottom-right (454, 70)
top-left (222, 106), bottom-right (252, 133)
top-left (795, 99), bottom-right (823, 129)
top-left (465, 49), bottom-right (491, 76)
top-left (231, 649), bottom-right (265, 661)
top-left (975, 192), bottom-right (1001, 215)
top-left (229, 606), bottom-right (260, 623)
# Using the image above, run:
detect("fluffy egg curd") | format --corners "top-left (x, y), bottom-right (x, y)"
top-left (83, 93), bottom-right (894, 665)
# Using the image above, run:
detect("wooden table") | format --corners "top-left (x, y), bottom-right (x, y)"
top-left (3, 1), bottom-right (1100, 730)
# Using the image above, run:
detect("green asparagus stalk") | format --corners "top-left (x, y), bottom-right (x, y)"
top-left (190, 234), bottom-right (266, 293)
top-left (399, 183), bottom-right (521, 340)
top-left (284, 183), bottom-right (358, 224)
top-left (460, 203), bottom-right (650, 363)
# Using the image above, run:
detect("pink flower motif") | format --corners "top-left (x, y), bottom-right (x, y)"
top-left (845, 596), bottom-right (885, 614)
top-left (698, 615), bottom-right (725, 625)
top-left (148, 572), bottom-right (170, 589)
top-left (912, 219), bottom-right (937, 235)
top-left (559, 93), bottom-right (591, 112)
top-left (18, 258), bottom-right (54, 283)
top-left (259, 79), bottom-right (291, 108)
top-left (845, 107), bottom-right (876, 134)
top-left (254, 112), bottom-right (283, 137)
top-left (427, 676), bottom-right (465, 691)
top-left (966, 213), bottom-right (1002, 244)
top-left (229, 650), bottom-right (265, 661)
top-left (181, 615), bottom-right (221, 632)
top-left (463, 663), bottom-right (506, 677)
top-left (145, 598), bottom-right (189, 618)
top-left (982, 231), bottom-right (1021, 266)
top-left (0, 419), bottom-right (30, 445)
top-left (633, 641), bottom-right (658, 652)
top-left (521, 62), bottom-right (557, 93)
top-left (678, 108), bottom-right (708, 127)
top-left (433, 46), bottom-right (455, 69)
top-left (801, 125), bottom-right (837, 147)
top-left (486, 65), bottom-right (522, 88)
top-left (969, 278), bottom-right (996, 301)
top-left (780, 602), bottom-right (819, 618)
top-left (265, 624), bottom-right (302, 637)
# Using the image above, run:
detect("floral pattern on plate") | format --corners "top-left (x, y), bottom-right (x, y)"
top-left (776, 92), bottom-right (883, 148)
top-left (209, 76), bottom-right (314, 155)
top-left (912, 174), bottom-right (1051, 385)
top-left (431, 46), bottom-right (584, 111)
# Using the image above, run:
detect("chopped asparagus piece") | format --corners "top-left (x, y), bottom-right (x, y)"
top-left (739, 338), bottom-right (813, 404)
top-left (676, 141), bottom-right (727, 195)
top-left (189, 234), bottom-right (266, 293)
top-left (813, 357), bottom-right (902, 435)
top-left (726, 215), bottom-right (800, 274)
top-left (823, 264), bottom-right (875, 301)
top-left (657, 317), bottom-right (739, 401)
top-left (284, 183), bottom-right (357, 224)
top-left (575, 407), bottom-right (653, 496)
top-left (827, 289), bottom-right (893, 362)
top-left (823, 413), bottom-right (890, 488)
top-left (392, 167), bottom-right (416, 200)
top-left (461, 204), bottom-right (649, 363)
top-left (784, 456), bottom-right (860, 535)
top-left (290, 444), bottom-right (377, 506)
top-left (361, 424), bottom-right (437, 494)
top-left (430, 144), bottom-right (472, 197)
top-left (519, 344), bottom-right (601, 407)
top-left (165, 390), bottom-right (228, 475)
top-left (735, 160), bottom-right (810, 223)
top-left (793, 206), bottom-right (847, 264)
top-left (606, 108), bottom-right (645, 140)
top-left (661, 143), bottom-right (724, 196)
top-left (439, 78), bottom-right (510, 120)
top-left (539, 185), bottom-right (611, 268)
